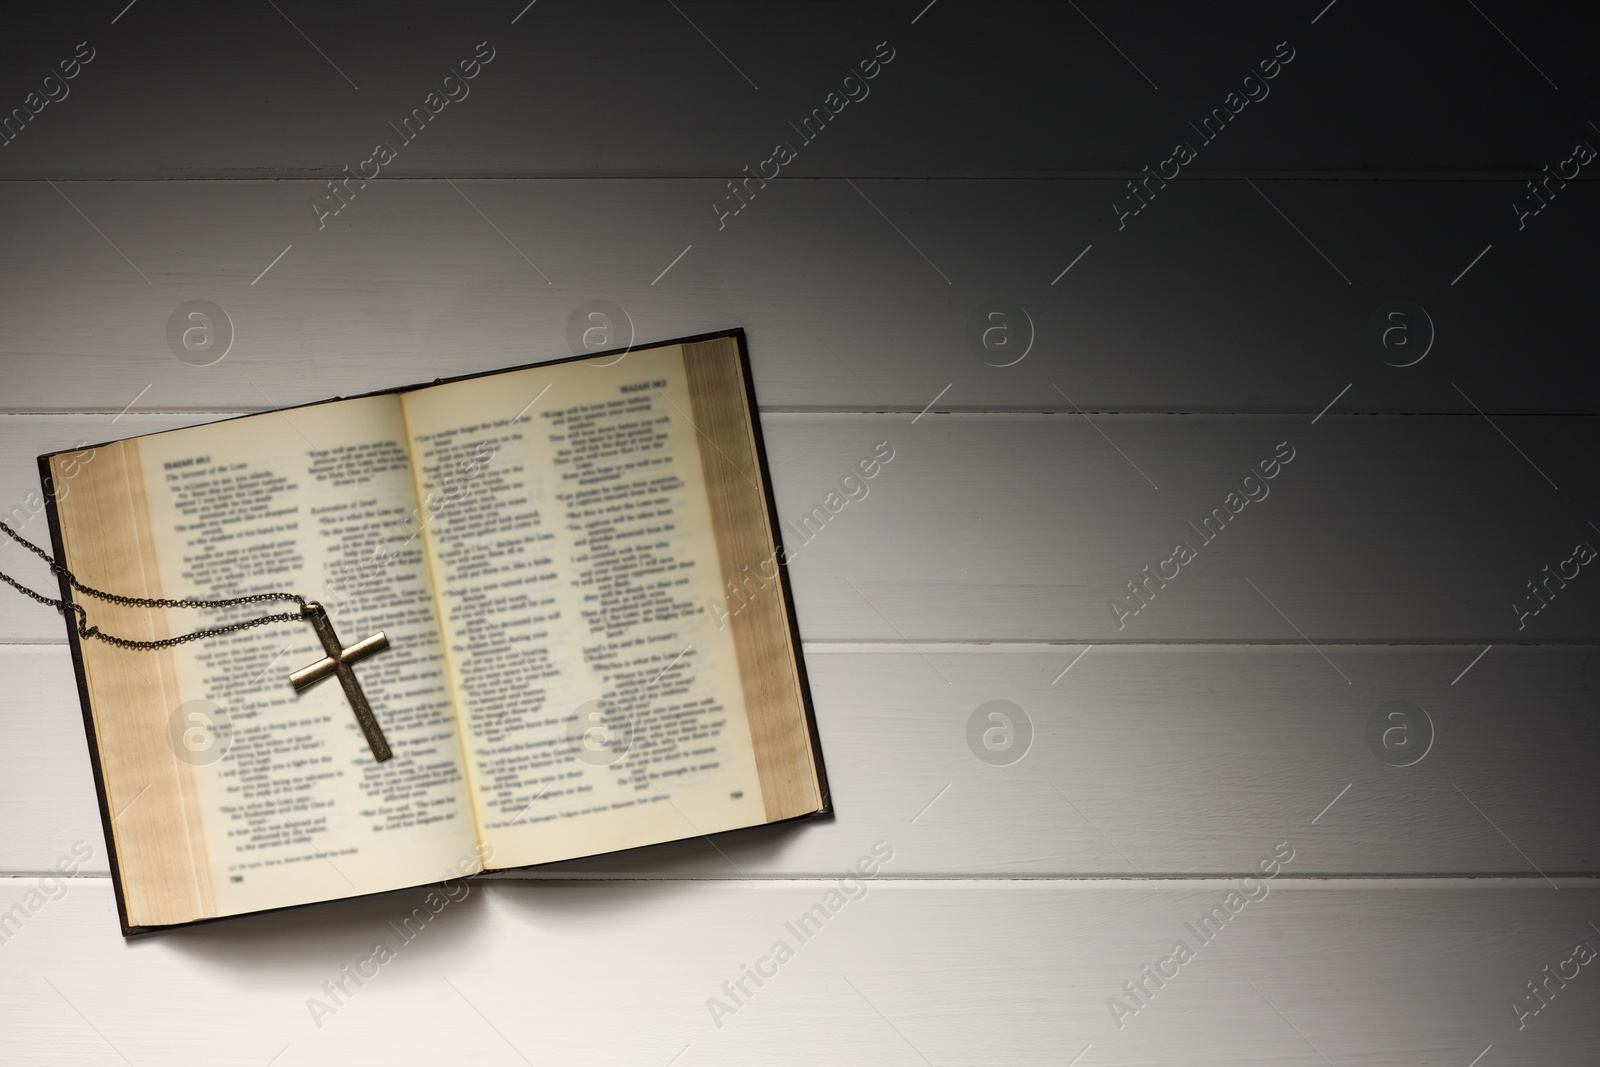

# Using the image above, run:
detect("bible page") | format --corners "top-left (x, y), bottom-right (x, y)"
top-left (400, 345), bottom-right (767, 868)
top-left (121, 396), bottom-right (479, 920)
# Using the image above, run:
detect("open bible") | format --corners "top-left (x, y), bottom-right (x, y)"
top-left (39, 331), bottom-right (828, 934)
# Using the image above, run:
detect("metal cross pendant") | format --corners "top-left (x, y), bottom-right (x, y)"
top-left (289, 602), bottom-right (393, 762)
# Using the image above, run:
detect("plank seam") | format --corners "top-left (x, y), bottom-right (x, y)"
top-left (4, 174), bottom-right (1599, 182)
top-left (3, 410), bottom-right (1597, 418)
top-left (4, 873), bottom-right (1599, 885)
top-left (5, 639), bottom-right (1600, 650)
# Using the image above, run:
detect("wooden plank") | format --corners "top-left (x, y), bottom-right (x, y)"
top-left (0, 2), bottom-right (1587, 179)
top-left (763, 413), bottom-right (1600, 643)
top-left (0, 648), bottom-right (105, 876)
top-left (4, 644), bottom-right (1595, 878)
top-left (4, 413), bottom-right (1596, 644)
top-left (0, 876), bottom-right (1595, 1065)
top-left (0, 179), bottom-right (1593, 414)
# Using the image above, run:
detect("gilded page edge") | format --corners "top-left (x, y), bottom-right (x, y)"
top-left (681, 338), bottom-right (822, 822)
top-left (51, 440), bottom-right (215, 928)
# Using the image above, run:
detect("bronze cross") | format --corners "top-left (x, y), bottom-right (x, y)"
top-left (289, 601), bottom-right (393, 762)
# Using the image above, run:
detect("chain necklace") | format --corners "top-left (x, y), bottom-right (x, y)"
top-left (1, 517), bottom-right (394, 761)
top-left (0, 517), bottom-right (307, 649)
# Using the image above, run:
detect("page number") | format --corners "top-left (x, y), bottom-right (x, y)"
top-left (729, 790), bottom-right (743, 800)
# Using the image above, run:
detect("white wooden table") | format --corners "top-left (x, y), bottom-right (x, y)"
top-left (2, 2), bottom-right (1596, 1064)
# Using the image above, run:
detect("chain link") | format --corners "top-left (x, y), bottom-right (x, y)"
top-left (0, 518), bottom-right (309, 650)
